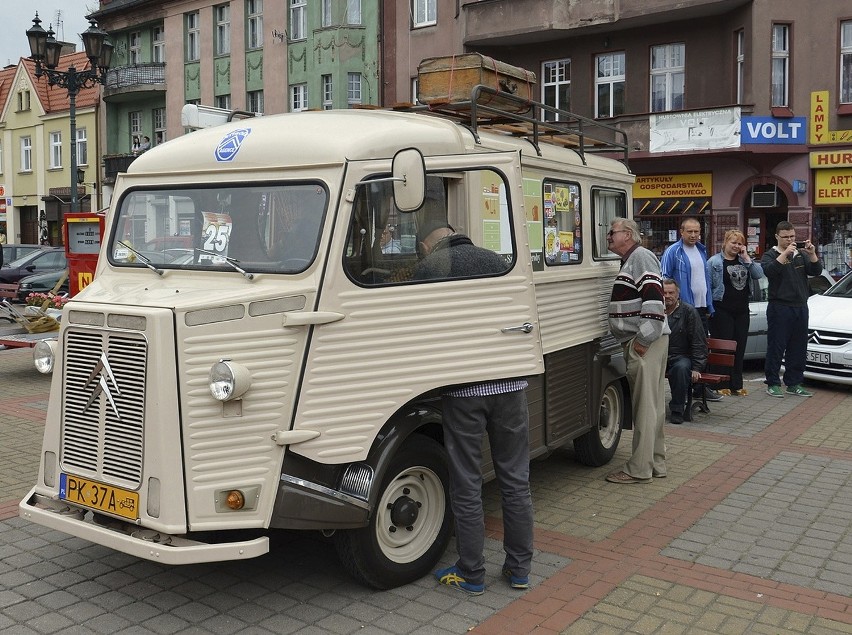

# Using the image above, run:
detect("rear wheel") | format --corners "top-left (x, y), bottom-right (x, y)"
top-left (573, 381), bottom-right (624, 466)
top-left (335, 436), bottom-right (452, 589)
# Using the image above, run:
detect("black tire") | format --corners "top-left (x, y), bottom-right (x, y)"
top-left (334, 436), bottom-right (453, 589)
top-left (573, 380), bottom-right (625, 467)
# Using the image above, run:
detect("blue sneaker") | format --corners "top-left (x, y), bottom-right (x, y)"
top-left (502, 567), bottom-right (529, 589)
top-left (434, 565), bottom-right (485, 595)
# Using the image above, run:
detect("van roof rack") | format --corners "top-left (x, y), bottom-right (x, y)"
top-left (410, 85), bottom-right (629, 167)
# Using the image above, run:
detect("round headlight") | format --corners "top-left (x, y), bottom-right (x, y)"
top-left (209, 359), bottom-right (251, 401)
top-left (33, 339), bottom-right (58, 374)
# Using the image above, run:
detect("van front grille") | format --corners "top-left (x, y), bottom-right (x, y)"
top-left (60, 329), bottom-right (147, 489)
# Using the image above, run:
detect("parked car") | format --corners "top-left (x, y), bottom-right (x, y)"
top-left (744, 270), bottom-right (835, 360)
top-left (0, 247), bottom-right (67, 284)
top-left (1, 244), bottom-right (41, 264)
top-left (804, 270), bottom-right (852, 385)
top-left (16, 269), bottom-right (70, 303)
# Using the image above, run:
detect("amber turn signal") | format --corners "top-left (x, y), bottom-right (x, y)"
top-left (225, 490), bottom-right (245, 510)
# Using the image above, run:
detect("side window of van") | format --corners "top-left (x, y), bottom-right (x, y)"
top-left (344, 169), bottom-right (514, 286)
top-left (543, 179), bottom-right (582, 265)
top-left (591, 187), bottom-right (627, 259)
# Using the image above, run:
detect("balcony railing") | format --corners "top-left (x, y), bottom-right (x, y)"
top-left (104, 63), bottom-right (166, 92)
top-left (103, 154), bottom-right (138, 184)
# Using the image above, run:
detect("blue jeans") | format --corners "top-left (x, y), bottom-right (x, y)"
top-left (441, 390), bottom-right (534, 586)
top-left (666, 355), bottom-right (693, 414)
top-left (765, 303), bottom-right (809, 387)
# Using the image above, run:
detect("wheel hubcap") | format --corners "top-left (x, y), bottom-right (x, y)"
top-left (389, 492), bottom-right (419, 529)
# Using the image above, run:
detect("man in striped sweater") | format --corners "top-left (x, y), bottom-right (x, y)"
top-left (605, 218), bottom-right (671, 484)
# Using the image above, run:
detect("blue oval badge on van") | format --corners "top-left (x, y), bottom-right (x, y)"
top-left (215, 128), bottom-right (251, 162)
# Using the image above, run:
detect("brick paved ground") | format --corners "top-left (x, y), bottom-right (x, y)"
top-left (1, 346), bottom-right (851, 634)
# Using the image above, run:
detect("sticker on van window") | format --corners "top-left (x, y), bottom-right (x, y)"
top-left (215, 128), bottom-right (251, 162)
top-left (199, 212), bottom-right (232, 262)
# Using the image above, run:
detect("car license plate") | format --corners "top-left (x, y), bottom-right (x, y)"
top-left (59, 473), bottom-right (139, 521)
top-left (806, 351), bottom-right (830, 365)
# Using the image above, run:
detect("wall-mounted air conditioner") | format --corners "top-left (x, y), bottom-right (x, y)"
top-left (751, 188), bottom-right (777, 208)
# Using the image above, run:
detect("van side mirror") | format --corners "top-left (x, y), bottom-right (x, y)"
top-left (392, 148), bottom-right (426, 212)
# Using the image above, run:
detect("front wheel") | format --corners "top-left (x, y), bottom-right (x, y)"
top-left (334, 436), bottom-right (453, 589)
top-left (573, 381), bottom-right (624, 467)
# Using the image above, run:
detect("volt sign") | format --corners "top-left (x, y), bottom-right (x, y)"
top-left (741, 116), bottom-right (806, 144)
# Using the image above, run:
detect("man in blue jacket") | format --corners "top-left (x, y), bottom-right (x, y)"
top-left (660, 217), bottom-right (720, 401)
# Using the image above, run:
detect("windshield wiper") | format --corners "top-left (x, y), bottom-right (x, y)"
top-left (195, 248), bottom-right (255, 281)
top-left (117, 241), bottom-right (164, 276)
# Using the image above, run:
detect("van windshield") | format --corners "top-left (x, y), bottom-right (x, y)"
top-left (109, 182), bottom-right (328, 274)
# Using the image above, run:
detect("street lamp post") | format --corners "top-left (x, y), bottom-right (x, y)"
top-left (26, 13), bottom-right (112, 213)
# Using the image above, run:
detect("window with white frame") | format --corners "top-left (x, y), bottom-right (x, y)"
top-left (50, 132), bottom-right (63, 169)
top-left (153, 108), bottom-right (166, 145)
top-left (216, 5), bottom-right (231, 55)
top-left (322, 75), bottom-right (333, 109)
top-left (76, 128), bottom-right (88, 166)
top-left (347, 73), bottom-right (362, 107)
top-left (130, 111), bottom-right (142, 149)
top-left (291, 84), bottom-right (308, 111)
top-left (248, 0), bottom-right (263, 49)
top-left (247, 90), bottom-right (264, 113)
top-left (771, 24), bottom-right (789, 107)
top-left (153, 26), bottom-right (165, 63)
top-left (595, 52), bottom-right (625, 118)
top-left (186, 12), bottom-right (200, 61)
top-left (21, 136), bottom-right (32, 172)
top-left (841, 21), bottom-right (852, 103)
top-left (736, 30), bottom-right (745, 103)
top-left (290, 0), bottom-right (305, 41)
top-left (650, 43), bottom-right (685, 112)
top-left (542, 59), bottom-right (570, 121)
top-left (322, 0), bottom-right (333, 27)
top-left (347, 0), bottom-right (361, 25)
top-left (129, 31), bottom-right (142, 64)
top-left (413, 0), bottom-right (436, 27)
top-left (215, 95), bottom-right (231, 110)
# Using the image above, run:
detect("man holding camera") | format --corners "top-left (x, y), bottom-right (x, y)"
top-left (760, 221), bottom-right (823, 398)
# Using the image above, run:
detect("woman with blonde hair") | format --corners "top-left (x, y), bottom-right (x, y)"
top-left (707, 229), bottom-right (765, 395)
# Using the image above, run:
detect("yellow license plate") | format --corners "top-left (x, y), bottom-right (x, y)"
top-left (60, 473), bottom-right (139, 520)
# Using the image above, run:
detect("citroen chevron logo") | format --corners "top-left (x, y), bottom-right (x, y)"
top-left (83, 352), bottom-right (122, 420)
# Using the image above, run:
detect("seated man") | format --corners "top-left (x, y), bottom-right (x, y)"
top-left (663, 278), bottom-right (708, 424)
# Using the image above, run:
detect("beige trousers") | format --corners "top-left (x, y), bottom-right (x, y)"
top-left (623, 334), bottom-right (669, 480)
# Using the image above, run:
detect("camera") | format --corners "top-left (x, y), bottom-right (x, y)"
top-left (795, 241), bottom-right (806, 248)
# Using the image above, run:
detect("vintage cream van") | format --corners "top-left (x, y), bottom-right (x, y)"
top-left (21, 90), bottom-right (634, 589)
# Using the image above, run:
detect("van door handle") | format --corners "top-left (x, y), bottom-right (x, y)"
top-left (501, 322), bottom-right (534, 334)
top-left (282, 311), bottom-right (345, 326)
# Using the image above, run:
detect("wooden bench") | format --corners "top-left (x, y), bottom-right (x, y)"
top-left (0, 283), bottom-right (21, 323)
top-left (687, 338), bottom-right (737, 420)
top-left (0, 282), bottom-right (19, 301)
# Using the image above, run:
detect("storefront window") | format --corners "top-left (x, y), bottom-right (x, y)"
top-left (813, 207), bottom-right (852, 278)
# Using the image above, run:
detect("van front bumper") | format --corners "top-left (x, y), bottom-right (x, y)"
top-left (19, 488), bottom-right (269, 565)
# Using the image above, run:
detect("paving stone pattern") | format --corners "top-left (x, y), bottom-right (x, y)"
top-left (1, 344), bottom-right (851, 634)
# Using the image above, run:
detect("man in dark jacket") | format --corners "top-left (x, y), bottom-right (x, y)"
top-left (663, 279), bottom-right (707, 424)
top-left (414, 218), bottom-right (533, 595)
top-left (760, 221), bottom-right (823, 398)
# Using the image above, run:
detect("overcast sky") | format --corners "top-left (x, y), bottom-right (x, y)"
top-left (1, 2), bottom-right (99, 69)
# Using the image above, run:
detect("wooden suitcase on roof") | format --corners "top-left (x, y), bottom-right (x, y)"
top-left (417, 54), bottom-right (537, 114)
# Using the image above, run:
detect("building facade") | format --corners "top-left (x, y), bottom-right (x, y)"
top-left (0, 53), bottom-right (99, 246)
top-left (401, 0), bottom-right (852, 277)
top-left (92, 0), bottom-right (379, 194)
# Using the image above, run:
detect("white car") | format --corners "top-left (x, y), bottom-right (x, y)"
top-left (805, 270), bottom-right (852, 385)
top-left (744, 270), bottom-right (835, 361)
